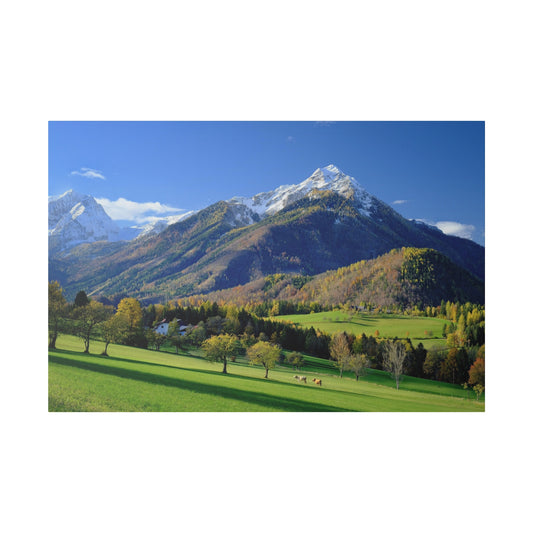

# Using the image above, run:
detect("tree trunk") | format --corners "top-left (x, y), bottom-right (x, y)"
top-left (84, 338), bottom-right (90, 353)
top-left (48, 333), bottom-right (57, 350)
top-left (264, 364), bottom-right (269, 379)
top-left (102, 341), bottom-right (110, 356)
top-left (222, 357), bottom-right (227, 374)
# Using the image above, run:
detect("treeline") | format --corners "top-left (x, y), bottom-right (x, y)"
top-left (145, 299), bottom-right (332, 357)
top-left (49, 281), bottom-right (484, 396)
top-left (145, 297), bottom-right (330, 323)
top-left (144, 296), bottom-right (484, 391)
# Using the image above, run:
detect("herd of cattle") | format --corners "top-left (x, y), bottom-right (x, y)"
top-left (293, 375), bottom-right (322, 386)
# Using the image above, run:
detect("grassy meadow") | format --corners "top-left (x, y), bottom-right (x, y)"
top-left (273, 310), bottom-right (451, 350)
top-left (49, 335), bottom-right (483, 412)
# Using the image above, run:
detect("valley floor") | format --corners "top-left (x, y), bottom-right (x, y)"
top-left (48, 336), bottom-right (484, 412)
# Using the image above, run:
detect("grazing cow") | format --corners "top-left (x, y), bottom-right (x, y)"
top-left (293, 375), bottom-right (307, 384)
top-left (312, 378), bottom-right (322, 386)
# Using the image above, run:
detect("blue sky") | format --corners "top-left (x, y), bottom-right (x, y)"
top-left (48, 121), bottom-right (485, 244)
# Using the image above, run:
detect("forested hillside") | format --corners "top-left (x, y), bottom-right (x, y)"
top-left (50, 188), bottom-right (485, 303)
top-left (200, 247), bottom-right (485, 310)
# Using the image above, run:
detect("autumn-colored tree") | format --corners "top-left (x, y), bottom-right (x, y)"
top-left (48, 281), bottom-right (67, 349)
top-left (330, 332), bottom-right (352, 378)
top-left (468, 352), bottom-right (485, 388)
top-left (440, 349), bottom-right (457, 383)
top-left (116, 297), bottom-right (142, 330)
top-left (246, 341), bottom-right (281, 378)
top-left (202, 334), bottom-right (241, 374)
top-left (116, 297), bottom-right (144, 346)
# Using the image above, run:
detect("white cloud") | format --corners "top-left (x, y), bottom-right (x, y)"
top-left (417, 218), bottom-right (476, 240)
top-left (96, 197), bottom-right (185, 223)
top-left (434, 221), bottom-right (476, 240)
top-left (392, 199), bottom-right (408, 205)
top-left (71, 167), bottom-right (106, 180)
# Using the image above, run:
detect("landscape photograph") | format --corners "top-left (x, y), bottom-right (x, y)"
top-left (8, 1), bottom-right (533, 531)
top-left (48, 120), bottom-right (485, 412)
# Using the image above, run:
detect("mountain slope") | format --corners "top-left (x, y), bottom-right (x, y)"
top-left (50, 165), bottom-right (484, 302)
top-left (200, 248), bottom-right (485, 309)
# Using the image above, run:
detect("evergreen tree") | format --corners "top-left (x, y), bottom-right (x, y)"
top-left (74, 290), bottom-right (90, 307)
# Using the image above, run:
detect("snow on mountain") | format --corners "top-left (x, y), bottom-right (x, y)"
top-left (49, 190), bottom-right (121, 250)
top-left (49, 165), bottom-right (374, 250)
top-left (228, 164), bottom-right (376, 218)
top-left (130, 211), bottom-right (197, 239)
top-left (49, 190), bottom-right (198, 249)
top-left (48, 190), bottom-right (87, 229)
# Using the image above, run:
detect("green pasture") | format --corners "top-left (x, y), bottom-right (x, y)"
top-left (49, 335), bottom-right (483, 412)
top-left (273, 311), bottom-right (450, 350)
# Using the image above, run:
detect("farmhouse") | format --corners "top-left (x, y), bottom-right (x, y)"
top-left (153, 318), bottom-right (191, 336)
top-left (154, 319), bottom-right (170, 335)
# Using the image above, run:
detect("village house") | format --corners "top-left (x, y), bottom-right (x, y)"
top-left (153, 319), bottom-right (172, 335)
top-left (153, 318), bottom-right (191, 336)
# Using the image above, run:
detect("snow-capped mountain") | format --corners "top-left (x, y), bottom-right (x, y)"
top-left (49, 190), bottom-right (196, 250)
top-left (228, 164), bottom-right (375, 218)
top-left (50, 164), bottom-right (485, 300)
top-left (49, 190), bottom-right (121, 250)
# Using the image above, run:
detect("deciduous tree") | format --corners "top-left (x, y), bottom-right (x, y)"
top-left (330, 332), bottom-right (352, 378)
top-left (246, 341), bottom-right (281, 378)
top-left (116, 297), bottom-right (144, 346)
top-left (100, 313), bottom-right (129, 356)
top-left (187, 321), bottom-right (207, 346)
top-left (473, 384), bottom-right (484, 401)
top-left (202, 334), bottom-right (241, 374)
top-left (382, 340), bottom-right (407, 390)
top-left (72, 300), bottom-right (113, 354)
top-left (169, 319), bottom-right (191, 353)
top-left (468, 351), bottom-right (485, 388)
top-left (48, 281), bottom-right (67, 349)
top-left (348, 352), bottom-right (369, 381)
top-left (287, 352), bottom-right (305, 370)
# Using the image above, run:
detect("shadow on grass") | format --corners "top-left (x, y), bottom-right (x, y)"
top-left (50, 347), bottom-right (332, 392)
top-left (49, 353), bottom-right (352, 412)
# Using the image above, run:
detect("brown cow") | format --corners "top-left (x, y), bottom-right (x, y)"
top-left (312, 378), bottom-right (322, 386)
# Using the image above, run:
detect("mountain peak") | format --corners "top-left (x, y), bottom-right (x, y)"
top-left (308, 164), bottom-right (343, 181)
top-left (319, 163), bottom-right (342, 175)
top-left (49, 189), bottom-right (120, 250)
top-left (228, 165), bottom-right (374, 219)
